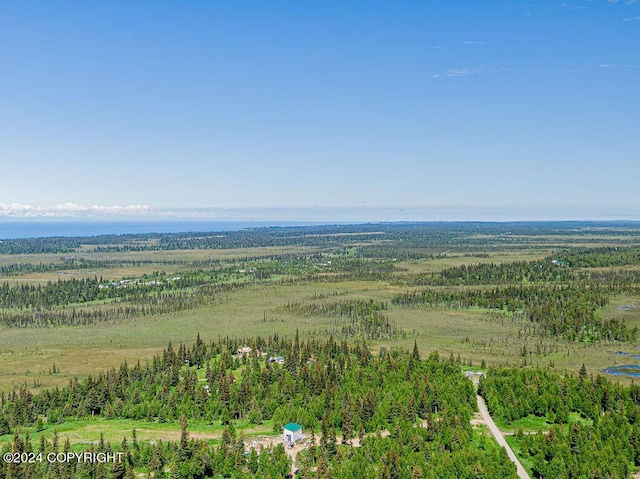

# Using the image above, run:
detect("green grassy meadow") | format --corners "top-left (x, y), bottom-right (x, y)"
top-left (0, 416), bottom-right (276, 449)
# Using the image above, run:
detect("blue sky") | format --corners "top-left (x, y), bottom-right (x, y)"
top-left (1, 0), bottom-right (638, 221)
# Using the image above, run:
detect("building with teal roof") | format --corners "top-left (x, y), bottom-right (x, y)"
top-left (283, 422), bottom-right (303, 443)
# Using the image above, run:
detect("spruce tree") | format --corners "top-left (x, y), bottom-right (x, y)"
top-left (179, 414), bottom-right (190, 460)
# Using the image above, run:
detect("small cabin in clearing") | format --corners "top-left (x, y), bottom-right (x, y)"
top-left (237, 346), bottom-right (252, 356)
top-left (283, 422), bottom-right (303, 443)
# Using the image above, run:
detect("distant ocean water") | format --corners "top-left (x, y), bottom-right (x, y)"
top-left (0, 220), bottom-right (326, 240)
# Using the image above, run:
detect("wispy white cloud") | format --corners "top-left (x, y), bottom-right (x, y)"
top-left (446, 64), bottom-right (485, 77)
top-left (0, 202), bottom-right (151, 218)
top-left (459, 41), bottom-right (485, 45)
top-left (432, 64), bottom-right (510, 78)
top-left (619, 15), bottom-right (640, 21)
top-left (598, 63), bottom-right (615, 68)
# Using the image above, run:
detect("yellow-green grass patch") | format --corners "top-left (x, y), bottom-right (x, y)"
top-left (0, 417), bottom-right (274, 449)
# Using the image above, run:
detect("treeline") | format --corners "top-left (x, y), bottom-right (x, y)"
top-left (0, 335), bottom-right (519, 478)
top-left (479, 367), bottom-right (640, 478)
top-left (281, 299), bottom-right (404, 341)
top-left (0, 264), bottom-right (267, 311)
top-left (418, 260), bottom-right (576, 286)
top-left (226, 255), bottom-right (397, 278)
top-left (415, 257), bottom-right (640, 288)
top-left (0, 237), bottom-right (80, 254)
top-left (0, 288), bottom-right (218, 328)
top-left (0, 258), bottom-right (186, 277)
top-left (0, 276), bottom-right (206, 310)
top-left (353, 245), bottom-right (443, 261)
top-left (282, 299), bottom-right (388, 317)
top-left (552, 246), bottom-right (640, 268)
top-left (393, 284), bottom-right (637, 342)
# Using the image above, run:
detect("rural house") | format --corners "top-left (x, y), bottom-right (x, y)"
top-left (283, 422), bottom-right (303, 443)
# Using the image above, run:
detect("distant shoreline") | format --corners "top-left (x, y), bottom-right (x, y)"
top-left (0, 220), bottom-right (332, 240)
top-left (1, 219), bottom-right (639, 241)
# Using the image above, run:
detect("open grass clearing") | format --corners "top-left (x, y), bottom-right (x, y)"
top-left (0, 417), bottom-right (274, 449)
top-left (496, 412), bottom-right (594, 437)
top-left (600, 294), bottom-right (640, 328)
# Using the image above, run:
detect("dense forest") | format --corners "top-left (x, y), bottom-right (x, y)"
top-left (2, 335), bottom-right (639, 477)
top-left (479, 368), bottom-right (640, 478)
top-left (0, 335), bottom-right (518, 478)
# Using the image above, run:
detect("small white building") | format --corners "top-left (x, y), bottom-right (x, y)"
top-left (283, 422), bottom-right (303, 444)
top-left (237, 346), bottom-right (252, 356)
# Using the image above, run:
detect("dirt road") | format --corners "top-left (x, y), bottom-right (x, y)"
top-left (475, 393), bottom-right (531, 479)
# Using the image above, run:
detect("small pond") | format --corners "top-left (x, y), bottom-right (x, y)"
top-left (601, 364), bottom-right (640, 378)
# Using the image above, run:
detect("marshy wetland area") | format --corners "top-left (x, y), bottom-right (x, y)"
top-left (2, 221), bottom-right (640, 478)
